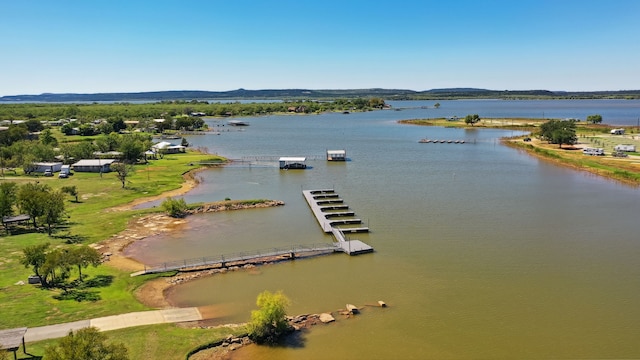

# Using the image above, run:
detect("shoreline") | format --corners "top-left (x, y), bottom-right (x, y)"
top-left (97, 167), bottom-right (287, 308)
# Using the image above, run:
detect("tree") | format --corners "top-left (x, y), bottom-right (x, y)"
top-left (0, 182), bottom-right (18, 218)
top-left (248, 290), bottom-right (292, 344)
top-left (68, 246), bottom-right (102, 281)
top-left (464, 114), bottom-right (481, 126)
top-left (61, 185), bottom-right (79, 202)
top-left (20, 243), bottom-right (50, 286)
top-left (40, 129), bottom-right (58, 146)
top-left (24, 119), bottom-right (44, 132)
top-left (118, 135), bottom-right (145, 164)
top-left (42, 248), bottom-right (72, 285)
top-left (17, 182), bottom-right (50, 228)
top-left (586, 114), bottom-right (603, 124)
top-left (44, 327), bottom-right (129, 360)
top-left (110, 163), bottom-right (134, 188)
top-left (42, 190), bottom-right (66, 235)
top-left (434, 102), bottom-right (441, 109)
top-left (539, 119), bottom-right (577, 148)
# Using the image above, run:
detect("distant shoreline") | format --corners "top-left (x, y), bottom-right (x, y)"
top-left (2, 88), bottom-right (640, 102)
top-left (401, 117), bottom-right (640, 186)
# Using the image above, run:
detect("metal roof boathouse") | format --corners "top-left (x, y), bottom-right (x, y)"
top-left (279, 157), bottom-right (307, 169)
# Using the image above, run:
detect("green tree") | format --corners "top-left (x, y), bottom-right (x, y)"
top-left (464, 114), bottom-right (481, 126)
top-left (40, 128), bottom-right (58, 146)
top-left (20, 242), bottom-right (50, 286)
top-left (586, 114), bottom-right (603, 124)
top-left (42, 248), bottom-right (72, 285)
top-left (110, 163), bottom-right (134, 188)
top-left (68, 246), bottom-right (102, 281)
top-left (539, 119), bottom-right (577, 148)
top-left (61, 185), bottom-right (79, 202)
top-left (161, 197), bottom-right (188, 218)
top-left (42, 190), bottom-right (66, 235)
top-left (24, 119), bottom-right (44, 132)
top-left (248, 290), bottom-right (292, 344)
top-left (17, 182), bottom-right (50, 228)
top-left (434, 102), bottom-right (441, 109)
top-left (118, 135), bottom-right (145, 164)
top-left (0, 182), bottom-right (18, 218)
top-left (44, 327), bottom-right (129, 360)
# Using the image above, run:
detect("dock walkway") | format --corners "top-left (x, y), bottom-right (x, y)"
top-left (133, 243), bottom-right (338, 276)
top-left (303, 189), bottom-right (373, 255)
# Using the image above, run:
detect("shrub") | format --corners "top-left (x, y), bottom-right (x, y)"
top-left (248, 290), bottom-right (292, 344)
top-left (161, 197), bottom-right (188, 218)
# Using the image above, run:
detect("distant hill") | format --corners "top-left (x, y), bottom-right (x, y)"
top-left (1, 88), bottom-right (639, 102)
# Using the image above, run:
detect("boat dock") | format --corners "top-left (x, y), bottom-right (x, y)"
top-left (133, 243), bottom-right (341, 276)
top-left (303, 189), bottom-right (373, 255)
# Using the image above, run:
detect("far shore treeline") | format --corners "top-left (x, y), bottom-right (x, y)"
top-left (0, 98), bottom-right (386, 121)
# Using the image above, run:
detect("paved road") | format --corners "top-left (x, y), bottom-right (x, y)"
top-left (24, 307), bottom-right (203, 342)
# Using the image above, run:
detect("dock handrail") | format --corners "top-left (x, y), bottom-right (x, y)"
top-left (140, 242), bottom-right (338, 275)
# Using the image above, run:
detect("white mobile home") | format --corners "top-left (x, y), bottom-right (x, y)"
top-left (614, 144), bottom-right (636, 152)
top-left (32, 162), bottom-right (63, 173)
top-left (611, 128), bottom-right (625, 135)
top-left (583, 147), bottom-right (605, 156)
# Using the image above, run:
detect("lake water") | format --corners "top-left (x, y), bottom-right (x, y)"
top-left (125, 100), bottom-right (640, 359)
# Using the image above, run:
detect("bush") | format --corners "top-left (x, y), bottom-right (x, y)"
top-left (248, 290), bottom-right (292, 344)
top-left (161, 197), bottom-right (188, 218)
top-left (45, 327), bottom-right (129, 360)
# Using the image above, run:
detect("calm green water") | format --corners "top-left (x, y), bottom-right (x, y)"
top-left (126, 101), bottom-right (640, 359)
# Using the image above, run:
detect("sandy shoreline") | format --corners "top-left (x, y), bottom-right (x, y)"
top-left (97, 168), bottom-right (288, 309)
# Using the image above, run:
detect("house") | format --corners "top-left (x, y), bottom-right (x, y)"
top-left (279, 157), bottom-right (307, 169)
top-left (152, 141), bottom-right (186, 154)
top-left (72, 159), bottom-right (117, 173)
top-left (611, 128), bottom-right (625, 135)
top-left (32, 162), bottom-right (63, 173)
top-left (327, 149), bottom-right (346, 161)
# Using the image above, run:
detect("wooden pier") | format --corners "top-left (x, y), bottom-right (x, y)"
top-left (302, 189), bottom-right (373, 255)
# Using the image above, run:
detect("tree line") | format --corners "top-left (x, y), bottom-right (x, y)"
top-left (0, 98), bottom-right (386, 122)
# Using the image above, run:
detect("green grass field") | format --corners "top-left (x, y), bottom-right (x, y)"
top-left (0, 151), bottom-right (219, 327)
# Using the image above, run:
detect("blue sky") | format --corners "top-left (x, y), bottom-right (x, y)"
top-left (1, 0), bottom-right (638, 96)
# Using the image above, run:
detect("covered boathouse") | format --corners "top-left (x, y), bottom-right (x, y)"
top-left (326, 149), bottom-right (346, 161)
top-left (279, 157), bottom-right (307, 169)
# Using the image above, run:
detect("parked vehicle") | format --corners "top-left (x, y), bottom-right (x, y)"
top-left (614, 144), bottom-right (636, 152)
top-left (59, 165), bottom-right (71, 177)
top-left (583, 147), bottom-right (605, 156)
top-left (612, 151), bottom-right (629, 158)
top-left (44, 170), bottom-right (53, 177)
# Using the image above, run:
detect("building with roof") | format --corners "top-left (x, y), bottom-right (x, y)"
top-left (279, 157), bottom-right (307, 169)
top-left (72, 159), bottom-right (117, 173)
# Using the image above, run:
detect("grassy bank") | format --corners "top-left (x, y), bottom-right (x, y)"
top-left (401, 117), bottom-right (640, 186)
top-left (0, 151), bottom-right (223, 329)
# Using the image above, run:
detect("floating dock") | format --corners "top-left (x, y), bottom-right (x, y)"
top-left (303, 189), bottom-right (373, 255)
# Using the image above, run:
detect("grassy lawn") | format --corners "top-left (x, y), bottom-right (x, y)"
top-left (25, 323), bottom-right (248, 360)
top-left (0, 151), bottom-right (224, 329)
